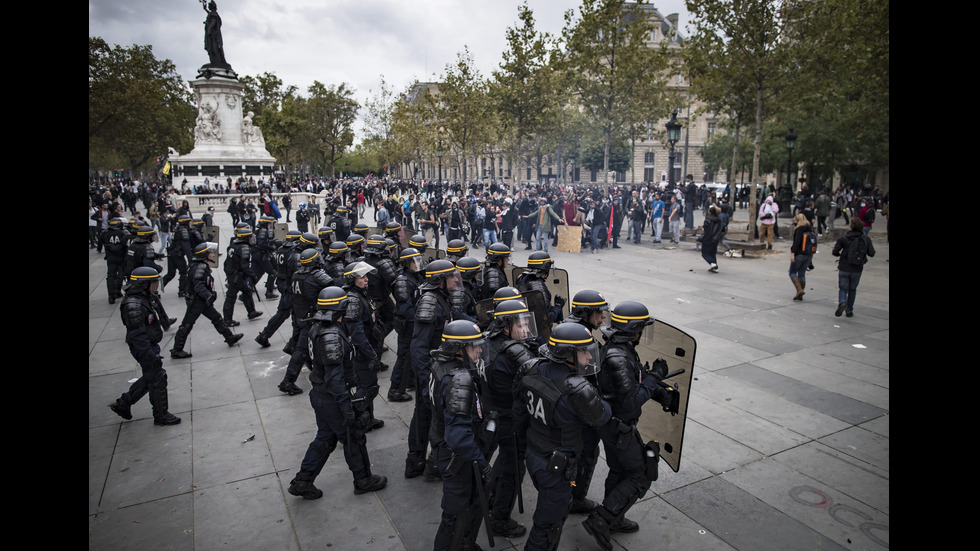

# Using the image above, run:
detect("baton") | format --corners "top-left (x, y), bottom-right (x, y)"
top-left (513, 434), bottom-right (524, 514)
top-left (473, 461), bottom-right (495, 548)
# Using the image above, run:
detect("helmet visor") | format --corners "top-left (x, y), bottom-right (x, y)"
top-left (573, 341), bottom-right (601, 377)
top-left (463, 340), bottom-right (490, 376)
top-left (508, 311), bottom-right (538, 342)
top-left (345, 261), bottom-right (376, 279)
top-left (404, 256), bottom-right (422, 273)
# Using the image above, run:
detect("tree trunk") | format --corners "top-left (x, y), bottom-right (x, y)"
top-left (748, 84), bottom-right (763, 230)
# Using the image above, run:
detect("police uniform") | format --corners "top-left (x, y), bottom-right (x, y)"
top-left (254, 232), bottom-right (301, 348)
top-left (342, 262), bottom-right (382, 429)
top-left (513, 323), bottom-right (611, 551)
top-left (123, 227), bottom-right (162, 280)
top-left (515, 252), bottom-right (564, 325)
top-left (102, 218), bottom-right (129, 303)
top-left (222, 225), bottom-right (263, 325)
top-left (363, 235), bottom-right (399, 370)
top-left (278, 249), bottom-right (336, 395)
top-left (478, 244), bottom-right (511, 302)
top-left (109, 267), bottom-right (181, 425)
top-left (254, 216), bottom-right (280, 298)
top-left (387, 248), bottom-right (423, 402)
top-left (287, 287), bottom-right (388, 500)
top-left (170, 243), bottom-right (244, 359)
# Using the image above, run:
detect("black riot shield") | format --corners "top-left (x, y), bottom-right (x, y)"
top-left (273, 223), bottom-right (289, 242)
top-left (421, 247), bottom-right (447, 265)
top-left (475, 298), bottom-right (496, 326)
top-left (632, 319), bottom-right (696, 473)
top-left (204, 225), bottom-right (220, 247)
top-left (518, 290), bottom-right (551, 342)
top-left (510, 266), bottom-right (571, 319)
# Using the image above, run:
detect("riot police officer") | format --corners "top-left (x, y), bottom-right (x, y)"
top-left (515, 251), bottom-right (566, 325)
top-left (170, 242), bottom-right (244, 359)
top-left (124, 226), bottom-right (163, 280)
top-left (172, 212), bottom-right (193, 268)
top-left (346, 233), bottom-right (366, 261)
top-left (429, 319), bottom-right (494, 551)
top-left (108, 267), bottom-right (181, 426)
top-left (352, 222), bottom-right (371, 240)
top-left (409, 234), bottom-right (430, 265)
top-left (565, 289), bottom-right (610, 516)
top-left (479, 243), bottom-right (511, 302)
top-left (222, 223), bottom-right (264, 327)
top-left (446, 238), bottom-right (468, 264)
top-left (583, 301), bottom-right (680, 550)
top-left (278, 248), bottom-right (336, 395)
top-left (342, 261), bottom-right (383, 430)
top-left (323, 241), bottom-right (350, 287)
top-left (387, 247), bottom-right (422, 403)
top-left (481, 299), bottom-right (538, 538)
top-left (329, 204), bottom-right (351, 241)
top-left (102, 217), bottom-right (129, 304)
top-left (383, 221), bottom-right (405, 258)
top-left (281, 232), bottom-right (320, 355)
top-left (405, 259), bottom-right (477, 479)
top-left (254, 215), bottom-right (280, 299)
top-left (287, 286), bottom-right (388, 500)
top-left (316, 226), bottom-right (335, 253)
top-left (189, 218), bottom-right (206, 249)
top-left (363, 234), bottom-right (399, 371)
top-left (513, 322), bottom-right (611, 551)
top-left (255, 230), bottom-right (302, 348)
top-left (451, 256), bottom-right (483, 322)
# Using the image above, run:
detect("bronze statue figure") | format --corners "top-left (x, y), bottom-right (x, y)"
top-left (202, 0), bottom-right (227, 67)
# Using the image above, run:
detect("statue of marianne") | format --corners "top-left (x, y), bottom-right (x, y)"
top-left (202, 1), bottom-right (227, 66)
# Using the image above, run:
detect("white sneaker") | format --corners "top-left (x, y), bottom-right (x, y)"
top-left (709, 263), bottom-right (719, 272)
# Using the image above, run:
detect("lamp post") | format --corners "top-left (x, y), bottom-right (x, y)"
top-left (665, 111), bottom-right (682, 187)
top-left (778, 128), bottom-right (797, 216)
top-left (570, 153), bottom-right (576, 183)
top-left (345, 160), bottom-right (349, 179)
top-left (437, 140), bottom-right (443, 184)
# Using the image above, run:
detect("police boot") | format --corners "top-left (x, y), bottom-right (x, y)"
top-left (282, 341), bottom-right (295, 355)
top-left (387, 388), bottom-right (412, 402)
top-left (278, 380), bottom-right (303, 395)
top-left (353, 474), bottom-right (388, 495)
top-left (223, 318), bottom-right (241, 327)
top-left (582, 506), bottom-right (615, 551)
top-left (225, 332), bottom-right (244, 346)
top-left (247, 310), bottom-right (264, 320)
top-left (404, 452), bottom-right (426, 478)
top-left (423, 454), bottom-right (440, 481)
top-left (170, 325), bottom-right (193, 359)
top-left (265, 290), bottom-right (279, 299)
top-left (609, 516), bottom-right (639, 533)
top-left (108, 398), bottom-right (132, 420)
top-left (569, 497), bottom-right (597, 515)
top-left (254, 331), bottom-right (271, 348)
top-left (147, 378), bottom-right (181, 426)
top-left (489, 516), bottom-right (527, 538)
top-left (288, 472), bottom-right (323, 500)
top-left (108, 294), bottom-right (116, 305)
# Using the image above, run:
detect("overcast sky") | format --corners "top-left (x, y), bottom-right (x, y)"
top-left (89, 0), bottom-right (690, 143)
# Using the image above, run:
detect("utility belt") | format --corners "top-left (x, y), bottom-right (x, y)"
top-left (608, 416), bottom-right (660, 481)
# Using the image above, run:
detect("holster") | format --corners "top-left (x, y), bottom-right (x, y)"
top-left (643, 440), bottom-right (660, 481)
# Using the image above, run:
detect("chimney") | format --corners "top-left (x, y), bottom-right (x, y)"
top-left (667, 13), bottom-right (679, 29)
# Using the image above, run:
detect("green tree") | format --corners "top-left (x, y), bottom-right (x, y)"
top-left (89, 37), bottom-right (195, 175)
top-left (391, 81), bottom-right (438, 180)
top-left (436, 47), bottom-right (491, 183)
top-left (304, 81), bottom-right (359, 178)
top-left (684, 0), bottom-right (792, 227)
top-left (561, 0), bottom-right (670, 188)
top-left (362, 75), bottom-right (400, 178)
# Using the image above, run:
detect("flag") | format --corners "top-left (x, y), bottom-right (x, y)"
top-left (162, 161), bottom-right (171, 175)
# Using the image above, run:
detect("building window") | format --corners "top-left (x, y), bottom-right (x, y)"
top-left (527, 167), bottom-right (531, 180)
top-left (590, 169), bottom-right (597, 182)
top-left (644, 152), bottom-right (655, 165)
top-left (616, 171), bottom-right (626, 182)
top-left (646, 121), bottom-right (654, 141)
top-left (708, 122), bottom-right (716, 138)
top-left (644, 168), bottom-right (656, 182)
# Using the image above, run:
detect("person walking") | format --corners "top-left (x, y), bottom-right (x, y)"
top-left (667, 195), bottom-right (681, 245)
top-left (831, 218), bottom-right (875, 317)
top-left (814, 191), bottom-right (831, 236)
top-left (699, 205), bottom-right (724, 272)
top-left (789, 213), bottom-right (816, 301)
top-left (758, 195), bottom-right (779, 250)
top-left (533, 197), bottom-right (565, 253)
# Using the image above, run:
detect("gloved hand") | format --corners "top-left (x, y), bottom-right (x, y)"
top-left (655, 385), bottom-right (681, 415)
top-left (554, 295), bottom-right (566, 309)
top-left (646, 357), bottom-right (668, 380)
top-left (480, 462), bottom-right (493, 482)
top-left (342, 406), bottom-right (356, 428)
top-left (206, 293), bottom-right (217, 306)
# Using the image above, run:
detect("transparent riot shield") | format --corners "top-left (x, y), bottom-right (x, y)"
top-left (510, 266), bottom-right (571, 319)
top-left (204, 225), bottom-right (220, 248)
top-left (273, 223), bottom-right (289, 242)
top-left (632, 319), bottom-right (696, 473)
top-left (421, 247), bottom-right (447, 265)
top-left (475, 298), bottom-right (496, 326)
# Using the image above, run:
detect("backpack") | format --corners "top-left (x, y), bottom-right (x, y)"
top-left (846, 235), bottom-right (868, 266)
top-left (801, 230), bottom-right (818, 254)
top-left (862, 208), bottom-right (876, 224)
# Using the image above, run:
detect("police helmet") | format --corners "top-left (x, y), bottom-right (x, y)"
top-left (126, 266), bottom-right (160, 292)
top-left (398, 247), bottom-right (422, 272)
top-left (190, 218), bottom-right (205, 229)
top-left (345, 234), bottom-right (365, 250)
top-left (354, 222), bottom-right (370, 235)
top-left (492, 299), bottom-right (538, 340)
top-left (311, 286), bottom-right (349, 322)
top-left (440, 320), bottom-right (489, 370)
top-left (609, 301), bottom-right (654, 335)
top-left (545, 322), bottom-right (600, 376)
top-left (234, 223), bottom-right (253, 240)
top-left (571, 289), bottom-right (609, 315)
top-left (384, 222), bottom-right (403, 238)
top-left (327, 241), bottom-right (350, 261)
top-left (424, 259), bottom-right (461, 286)
top-left (108, 217), bottom-right (124, 229)
top-left (446, 239), bottom-right (467, 257)
top-left (317, 226), bottom-right (334, 242)
top-left (486, 243), bottom-right (511, 262)
top-left (258, 216), bottom-right (275, 227)
top-left (343, 261), bottom-right (376, 284)
top-left (526, 251), bottom-right (553, 275)
top-left (136, 226), bottom-right (157, 241)
top-left (364, 234), bottom-right (387, 255)
top-left (455, 257), bottom-right (483, 284)
top-left (409, 234), bottom-right (428, 251)
top-left (335, 205), bottom-right (349, 214)
top-left (299, 248), bottom-right (322, 266)
top-left (193, 241), bottom-right (218, 260)
top-left (285, 229), bottom-right (302, 242)
top-left (385, 238), bottom-right (398, 255)
top-left (299, 232), bottom-right (318, 248)
top-left (177, 214), bottom-right (191, 226)
top-left (493, 286), bottom-right (522, 304)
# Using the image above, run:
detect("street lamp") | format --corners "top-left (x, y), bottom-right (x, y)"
top-left (779, 128), bottom-right (797, 216)
top-left (569, 153), bottom-right (576, 183)
top-left (437, 140), bottom-right (443, 184)
top-left (345, 160), bottom-right (349, 179)
top-left (665, 111), bottom-right (682, 186)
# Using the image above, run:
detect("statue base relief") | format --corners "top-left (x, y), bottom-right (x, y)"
top-left (168, 74), bottom-right (276, 190)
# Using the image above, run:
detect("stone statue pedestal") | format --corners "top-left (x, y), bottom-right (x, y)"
top-left (168, 73), bottom-right (276, 190)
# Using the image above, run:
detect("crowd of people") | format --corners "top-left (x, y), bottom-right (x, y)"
top-left (92, 170), bottom-right (883, 550)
